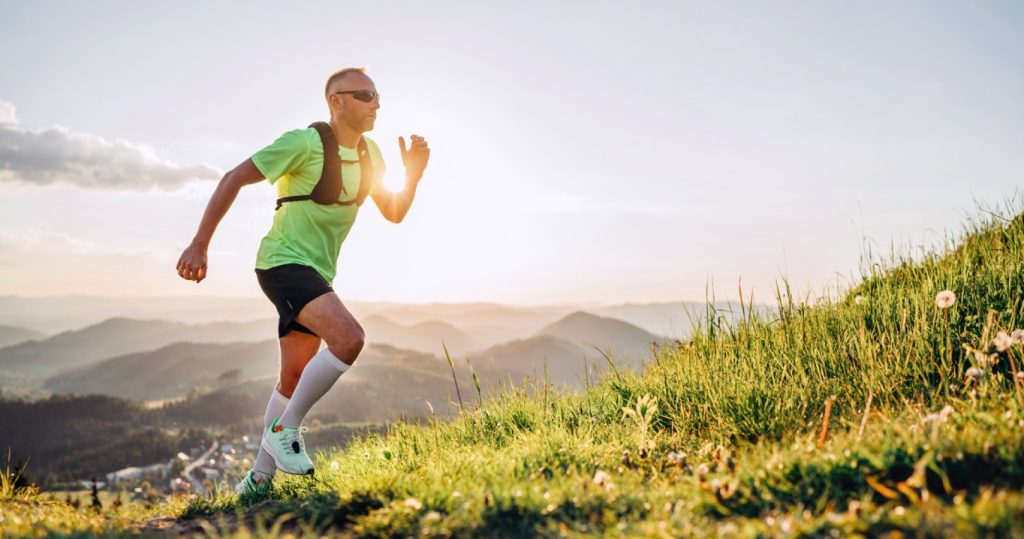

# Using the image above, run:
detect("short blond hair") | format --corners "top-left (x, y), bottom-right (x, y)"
top-left (324, 67), bottom-right (368, 98)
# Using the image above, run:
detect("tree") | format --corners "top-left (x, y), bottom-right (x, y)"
top-left (90, 477), bottom-right (102, 512)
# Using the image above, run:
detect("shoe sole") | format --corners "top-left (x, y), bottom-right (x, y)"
top-left (261, 438), bottom-right (315, 476)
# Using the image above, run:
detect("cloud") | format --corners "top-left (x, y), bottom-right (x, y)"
top-left (0, 101), bottom-right (16, 124)
top-left (0, 99), bottom-right (220, 191)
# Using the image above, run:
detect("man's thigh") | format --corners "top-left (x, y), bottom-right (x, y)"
top-left (294, 291), bottom-right (363, 345)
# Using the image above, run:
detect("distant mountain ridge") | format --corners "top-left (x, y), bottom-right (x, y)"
top-left (362, 315), bottom-right (481, 356)
top-left (0, 317), bottom-right (276, 375)
top-left (537, 311), bottom-right (664, 359)
top-left (0, 325), bottom-right (47, 348)
top-left (43, 340), bottom-right (280, 400)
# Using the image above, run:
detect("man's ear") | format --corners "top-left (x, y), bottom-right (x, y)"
top-left (327, 93), bottom-right (344, 114)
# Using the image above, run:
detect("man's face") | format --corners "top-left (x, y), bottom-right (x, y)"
top-left (330, 73), bottom-right (380, 133)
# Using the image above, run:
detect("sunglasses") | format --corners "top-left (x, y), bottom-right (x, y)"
top-left (333, 90), bottom-right (381, 103)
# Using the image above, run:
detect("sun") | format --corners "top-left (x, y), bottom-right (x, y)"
top-left (382, 174), bottom-right (406, 192)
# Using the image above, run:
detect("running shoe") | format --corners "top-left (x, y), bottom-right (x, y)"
top-left (261, 418), bottom-right (314, 475)
top-left (234, 469), bottom-right (271, 496)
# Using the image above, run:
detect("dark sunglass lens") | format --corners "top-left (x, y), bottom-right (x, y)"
top-left (353, 91), bottom-right (374, 103)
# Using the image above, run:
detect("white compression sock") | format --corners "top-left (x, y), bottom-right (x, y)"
top-left (253, 389), bottom-right (289, 479)
top-left (279, 347), bottom-right (350, 428)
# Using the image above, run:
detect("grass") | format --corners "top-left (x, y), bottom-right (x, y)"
top-left (3, 202), bottom-right (1024, 537)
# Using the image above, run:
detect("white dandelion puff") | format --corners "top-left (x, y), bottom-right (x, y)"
top-left (403, 498), bottom-right (423, 510)
top-left (935, 290), bottom-right (957, 309)
top-left (330, 461), bottom-right (340, 470)
top-left (1011, 329), bottom-right (1024, 345)
top-left (966, 367), bottom-right (982, 380)
top-left (593, 470), bottom-right (612, 487)
top-left (854, 295), bottom-right (866, 305)
top-left (994, 331), bottom-right (1013, 353)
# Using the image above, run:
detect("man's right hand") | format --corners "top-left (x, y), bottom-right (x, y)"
top-left (176, 242), bottom-right (208, 283)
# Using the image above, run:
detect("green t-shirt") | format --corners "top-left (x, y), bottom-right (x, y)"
top-left (251, 128), bottom-right (385, 283)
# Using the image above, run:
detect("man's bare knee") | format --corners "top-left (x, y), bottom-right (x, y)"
top-left (326, 322), bottom-right (365, 364)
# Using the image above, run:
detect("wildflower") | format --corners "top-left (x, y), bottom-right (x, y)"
top-left (848, 500), bottom-right (863, 518)
top-left (593, 470), bottom-right (612, 487)
top-left (935, 290), bottom-right (956, 309)
top-left (854, 295), bottom-right (866, 305)
top-left (965, 367), bottom-right (982, 381)
top-left (330, 461), bottom-right (340, 470)
top-left (922, 405), bottom-right (955, 425)
top-left (403, 498), bottom-right (423, 510)
top-left (424, 511), bottom-right (442, 522)
top-left (666, 451), bottom-right (687, 467)
top-left (1016, 372), bottom-right (1024, 381)
top-left (993, 331), bottom-right (1013, 353)
top-left (1012, 329), bottom-right (1024, 344)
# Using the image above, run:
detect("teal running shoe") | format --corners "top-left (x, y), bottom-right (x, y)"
top-left (234, 470), bottom-right (271, 496)
top-left (261, 418), bottom-right (314, 475)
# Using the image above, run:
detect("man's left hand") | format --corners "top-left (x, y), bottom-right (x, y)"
top-left (399, 135), bottom-right (430, 180)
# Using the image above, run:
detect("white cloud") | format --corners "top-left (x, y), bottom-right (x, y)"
top-left (0, 101), bottom-right (16, 124)
top-left (0, 99), bottom-right (220, 191)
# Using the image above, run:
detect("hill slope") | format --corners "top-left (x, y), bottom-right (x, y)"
top-left (169, 208), bottom-right (1024, 535)
top-left (361, 315), bottom-right (481, 356)
top-left (536, 311), bottom-right (663, 361)
top-left (8, 208), bottom-right (1024, 536)
top-left (0, 325), bottom-right (47, 348)
top-left (0, 317), bottom-right (276, 376)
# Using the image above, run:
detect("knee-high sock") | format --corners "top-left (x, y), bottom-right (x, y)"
top-left (279, 347), bottom-right (349, 428)
top-left (253, 389), bottom-right (289, 479)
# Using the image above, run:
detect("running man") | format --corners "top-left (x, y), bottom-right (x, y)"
top-left (175, 67), bottom-right (429, 495)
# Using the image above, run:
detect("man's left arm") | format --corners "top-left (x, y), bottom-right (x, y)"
top-left (371, 135), bottom-right (430, 223)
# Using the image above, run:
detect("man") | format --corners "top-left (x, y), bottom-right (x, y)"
top-left (175, 67), bottom-right (429, 495)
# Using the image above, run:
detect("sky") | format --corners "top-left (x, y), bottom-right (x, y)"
top-left (0, 1), bottom-right (1021, 305)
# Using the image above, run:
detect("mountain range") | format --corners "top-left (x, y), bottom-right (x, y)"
top-left (0, 318), bottom-right (275, 375)
top-left (28, 312), bottom-right (665, 423)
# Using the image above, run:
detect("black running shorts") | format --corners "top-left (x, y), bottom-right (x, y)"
top-left (255, 263), bottom-right (333, 338)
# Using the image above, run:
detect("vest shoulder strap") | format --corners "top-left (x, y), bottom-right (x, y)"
top-left (275, 122), bottom-right (375, 211)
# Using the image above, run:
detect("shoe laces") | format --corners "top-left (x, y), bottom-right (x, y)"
top-left (278, 425), bottom-right (310, 452)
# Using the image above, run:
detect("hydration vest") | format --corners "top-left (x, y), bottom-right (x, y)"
top-left (275, 121), bottom-right (374, 211)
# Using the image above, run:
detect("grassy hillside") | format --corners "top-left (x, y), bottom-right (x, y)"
top-left (4, 207), bottom-right (1024, 537)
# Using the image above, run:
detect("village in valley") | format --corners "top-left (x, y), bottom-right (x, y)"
top-left (55, 435), bottom-right (260, 508)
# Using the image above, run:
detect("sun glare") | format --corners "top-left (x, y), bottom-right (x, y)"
top-left (382, 174), bottom-right (406, 192)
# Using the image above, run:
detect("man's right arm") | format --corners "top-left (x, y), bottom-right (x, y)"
top-left (176, 159), bottom-right (265, 283)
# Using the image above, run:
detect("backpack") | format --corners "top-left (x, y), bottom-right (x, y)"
top-left (275, 121), bottom-right (374, 211)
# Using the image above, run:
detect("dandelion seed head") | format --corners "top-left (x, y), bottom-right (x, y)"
top-left (330, 461), bottom-right (340, 470)
top-left (966, 367), bottom-right (982, 380)
top-left (854, 295), bottom-right (865, 305)
top-left (593, 470), bottom-right (612, 486)
top-left (993, 331), bottom-right (1013, 353)
top-left (935, 290), bottom-right (957, 309)
top-left (403, 498), bottom-right (423, 510)
top-left (1011, 329), bottom-right (1024, 345)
